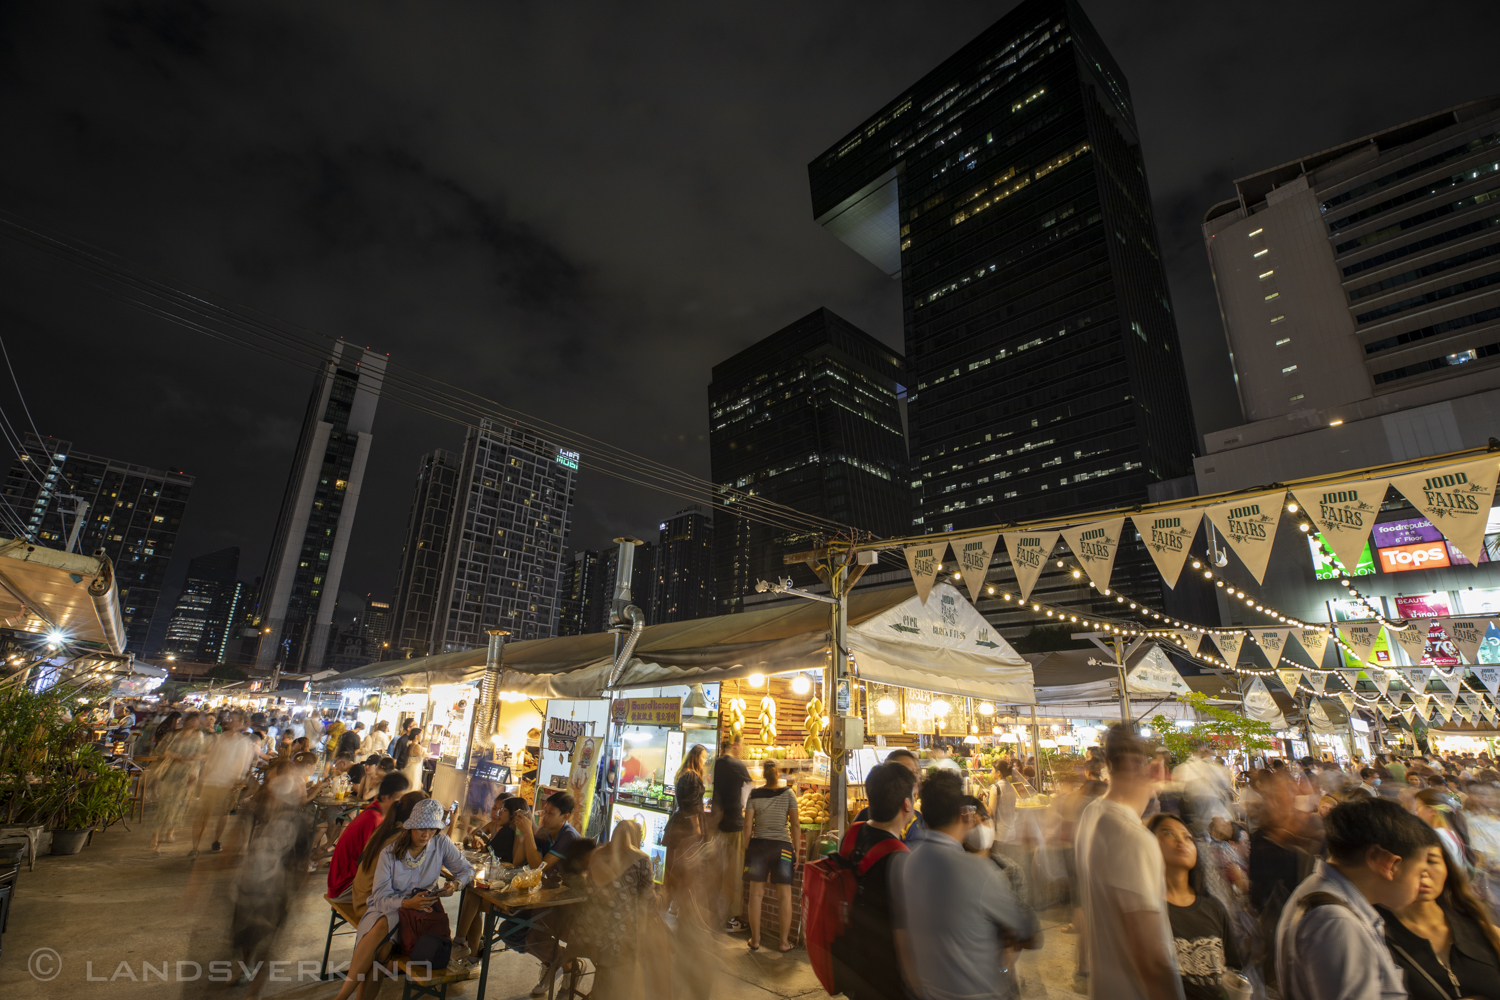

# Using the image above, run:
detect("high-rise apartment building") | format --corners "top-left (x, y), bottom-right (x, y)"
top-left (389, 449), bottom-right (461, 659)
top-left (162, 547), bottom-right (240, 663)
top-left (557, 548), bottom-right (602, 636)
top-left (1199, 97), bottom-right (1500, 493)
top-left (255, 342), bottom-right (385, 670)
top-left (360, 595), bottom-right (392, 660)
top-left (709, 308), bottom-right (909, 613)
top-left (808, 0), bottom-right (1195, 535)
top-left (1, 432), bottom-right (194, 653)
top-left (428, 420), bottom-right (578, 649)
top-left (652, 507), bottom-right (716, 623)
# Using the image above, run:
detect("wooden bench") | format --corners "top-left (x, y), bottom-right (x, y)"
top-left (388, 954), bottom-right (472, 1000)
top-left (319, 895), bottom-right (359, 980)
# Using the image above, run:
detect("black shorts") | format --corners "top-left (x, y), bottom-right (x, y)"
top-left (743, 837), bottom-right (796, 885)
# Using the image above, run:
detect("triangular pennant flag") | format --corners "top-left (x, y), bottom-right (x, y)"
top-left (1253, 629), bottom-right (1293, 665)
top-left (1205, 490), bottom-right (1286, 584)
top-left (1476, 665), bottom-right (1500, 696)
top-left (1339, 623), bottom-right (1380, 664)
top-left (1376, 701), bottom-right (1396, 720)
top-left (1404, 667), bottom-right (1431, 693)
top-left (954, 533), bottom-right (1000, 605)
top-left (1213, 632), bottom-right (1246, 667)
top-left (905, 541), bottom-right (949, 604)
top-left (1306, 672), bottom-right (1328, 694)
top-left (1459, 705), bottom-right (1476, 724)
top-left (1337, 692), bottom-right (1355, 713)
top-left (1389, 457), bottom-right (1500, 565)
top-left (1388, 623), bottom-right (1429, 666)
top-left (1059, 518), bottom-right (1126, 594)
top-left (1438, 618), bottom-right (1487, 665)
top-left (1174, 630), bottom-right (1204, 657)
top-left (1244, 677), bottom-right (1287, 730)
top-left (1276, 668), bottom-right (1304, 696)
top-left (1307, 698), bottom-right (1335, 733)
top-left (1136, 509), bottom-right (1204, 589)
top-left (1370, 669), bottom-right (1391, 696)
top-left (1292, 482), bottom-right (1384, 582)
top-left (1482, 702), bottom-right (1497, 725)
top-left (1339, 669), bottom-right (1361, 692)
top-left (1434, 670), bottom-right (1464, 695)
top-left (1001, 531), bottom-right (1059, 603)
top-left (1400, 708), bottom-right (1415, 725)
top-left (1295, 629), bottom-right (1330, 668)
top-left (1124, 644), bottom-right (1192, 697)
top-left (1413, 693), bottom-right (1432, 716)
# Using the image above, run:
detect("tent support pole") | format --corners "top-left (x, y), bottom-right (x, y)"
top-left (831, 560), bottom-right (851, 836)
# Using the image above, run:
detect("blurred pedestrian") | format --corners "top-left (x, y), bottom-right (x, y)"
top-left (1378, 834), bottom-right (1500, 1000)
top-left (1149, 814), bottom-right (1241, 1000)
top-left (1276, 796), bottom-right (1440, 1000)
top-left (1075, 724), bottom-right (1182, 1000)
top-left (569, 819), bottom-right (659, 999)
top-left (902, 769), bottom-right (1039, 1000)
top-left (149, 710), bottom-right (208, 851)
top-left (710, 735), bottom-right (751, 931)
top-left (743, 759), bottom-right (801, 952)
top-left (190, 710), bottom-right (258, 857)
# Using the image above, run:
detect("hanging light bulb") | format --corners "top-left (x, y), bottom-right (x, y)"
top-left (931, 700), bottom-right (950, 716)
top-left (877, 698), bottom-right (897, 715)
top-left (978, 702), bottom-right (995, 715)
top-left (748, 673), bottom-right (765, 688)
top-left (791, 674), bottom-right (811, 695)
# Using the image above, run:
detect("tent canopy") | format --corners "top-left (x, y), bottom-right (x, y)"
top-left (333, 583), bottom-right (1036, 703)
top-left (0, 539), bottom-right (125, 655)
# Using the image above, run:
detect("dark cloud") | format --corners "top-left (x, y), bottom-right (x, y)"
top-left (0, 0), bottom-right (1496, 617)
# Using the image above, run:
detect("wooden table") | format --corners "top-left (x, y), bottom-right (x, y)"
top-left (469, 883), bottom-right (586, 1000)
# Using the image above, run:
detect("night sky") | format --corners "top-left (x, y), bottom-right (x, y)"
top-left (1, 1), bottom-right (1497, 621)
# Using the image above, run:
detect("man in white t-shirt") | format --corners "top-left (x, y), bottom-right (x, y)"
top-left (190, 712), bottom-right (259, 856)
top-left (1074, 724), bottom-right (1184, 1000)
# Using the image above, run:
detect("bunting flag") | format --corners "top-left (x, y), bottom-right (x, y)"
top-left (1405, 667), bottom-right (1431, 693)
top-left (1477, 665), bottom-right (1500, 696)
top-left (1337, 692), bottom-right (1356, 713)
top-left (905, 541), bottom-right (948, 604)
top-left (1059, 518), bottom-right (1126, 594)
top-left (1376, 701), bottom-right (1397, 721)
top-left (1276, 668), bottom-right (1304, 695)
top-left (1205, 490), bottom-right (1286, 584)
top-left (954, 533), bottom-right (1000, 605)
top-left (1434, 671), bottom-right (1465, 695)
top-left (1339, 623), bottom-right (1380, 664)
top-left (1253, 629), bottom-right (1293, 665)
top-left (1244, 677), bottom-right (1287, 729)
top-left (1436, 692), bottom-right (1458, 717)
top-left (1136, 509), bottom-right (1204, 589)
top-left (1389, 456), bottom-right (1500, 565)
top-left (1174, 630), bottom-right (1204, 657)
top-left (1295, 628), bottom-right (1331, 668)
top-left (1125, 645), bottom-right (1193, 697)
top-left (1213, 632), bottom-right (1246, 667)
top-left (1002, 531), bottom-right (1059, 603)
top-left (1482, 702), bottom-right (1497, 725)
top-left (1437, 618), bottom-right (1487, 665)
top-left (1401, 708), bottom-right (1416, 725)
top-left (1338, 669), bottom-right (1362, 692)
top-left (1387, 624), bottom-right (1429, 667)
top-left (1413, 693), bottom-right (1432, 716)
top-left (1307, 698), bottom-right (1336, 733)
top-left (1306, 672), bottom-right (1328, 694)
top-left (1370, 669), bottom-right (1392, 696)
top-left (1292, 482), bottom-right (1385, 581)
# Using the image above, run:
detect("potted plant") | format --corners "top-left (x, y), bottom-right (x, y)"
top-left (44, 746), bottom-right (132, 855)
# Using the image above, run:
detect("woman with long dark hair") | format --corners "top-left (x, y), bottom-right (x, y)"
top-left (149, 710), bottom-right (208, 851)
top-left (1148, 813), bottom-right (1242, 1000)
top-left (1415, 788), bottom-right (1475, 871)
top-left (1378, 835), bottom-right (1500, 1000)
top-left (351, 791), bottom-right (426, 920)
top-left (153, 711), bottom-right (183, 747)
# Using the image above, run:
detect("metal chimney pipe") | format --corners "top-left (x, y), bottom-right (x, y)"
top-left (610, 536), bottom-right (645, 628)
top-left (474, 628), bottom-right (509, 754)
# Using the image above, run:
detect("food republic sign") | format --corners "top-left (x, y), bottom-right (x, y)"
top-left (612, 697), bottom-right (682, 727)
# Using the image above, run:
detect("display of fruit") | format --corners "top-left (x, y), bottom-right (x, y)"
top-left (796, 789), bottom-right (829, 826)
top-left (759, 694), bottom-right (777, 742)
top-left (728, 697), bottom-right (746, 740)
top-left (802, 696), bottom-right (825, 756)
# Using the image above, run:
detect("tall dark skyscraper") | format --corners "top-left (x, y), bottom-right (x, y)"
top-left (360, 595), bottom-right (392, 660)
top-left (1, 432), bottom-right (194, 653)
top-left (428, 420), bottom-right (578, 648)
top-left (255, 342), bottom-right (386, 670)
top-left (162, 547), bottom-right (240, 663)
top-left (389, 449), bottom-right (461, 659)
top-left (651, 507), bottom-right (716, 623)
top-left (808, 0), bottom-right (1195, 536)
top-left (708, 308), bottom-right (909, 613)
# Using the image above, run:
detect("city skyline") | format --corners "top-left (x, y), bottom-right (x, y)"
top-left (1, 3), bottom-right (1496, 613)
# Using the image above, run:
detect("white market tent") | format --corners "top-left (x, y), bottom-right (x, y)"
top-left (332, 582), bottom-right (1036, 705)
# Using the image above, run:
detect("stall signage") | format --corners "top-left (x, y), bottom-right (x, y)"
top-left (612, 697), bottom-right (681, 726)
top-left (547, 717), bottom-right (588, 753)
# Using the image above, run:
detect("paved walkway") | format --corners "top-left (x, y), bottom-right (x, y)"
top-left (1, 820), bottom-right (1086, 1000)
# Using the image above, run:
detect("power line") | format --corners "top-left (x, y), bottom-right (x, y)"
top-left (0, 213), bottom-right (857, 539)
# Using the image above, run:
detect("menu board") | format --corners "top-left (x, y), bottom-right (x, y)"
top-left (903, 689), bottom-right (934, 735)
top-left (865, 683), bottom-right (903, 736)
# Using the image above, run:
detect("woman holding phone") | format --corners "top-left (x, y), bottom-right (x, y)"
top-left (333, 798), bottom-right (473, 1000)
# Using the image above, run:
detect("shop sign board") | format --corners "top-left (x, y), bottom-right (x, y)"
top-left (546, 716), bottom-right (589, 753)
top-left (611, 697), bottom-right (682, 727)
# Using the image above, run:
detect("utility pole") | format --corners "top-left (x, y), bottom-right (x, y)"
top-left (57, 495), bottom-right (90, 553)
top-left (1074, 631), bottom-right (1143, 727)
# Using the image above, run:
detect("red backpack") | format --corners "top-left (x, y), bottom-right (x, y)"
top-left (801, 821), bottom-right (910, 994)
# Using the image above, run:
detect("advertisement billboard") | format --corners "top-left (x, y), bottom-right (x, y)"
top-left (1376, 540), bottom-right (1451, 573)
top-left (1392, 594), bottom-right (1458, 665)
top-left (1372, 516), bottom-right (1490, 569)
top-left (1307, 534), bottom-right (1376, 579)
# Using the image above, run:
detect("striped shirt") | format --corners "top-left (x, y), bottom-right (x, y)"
top-left (746, 787), bottom-right (794, 842)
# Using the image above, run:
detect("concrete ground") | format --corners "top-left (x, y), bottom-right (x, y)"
top-left (0, 819), bottom-right (1086, 1000)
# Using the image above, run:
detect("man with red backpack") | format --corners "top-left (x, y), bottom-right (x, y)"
top-left (828, 761), bottom-right (917, 1000)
